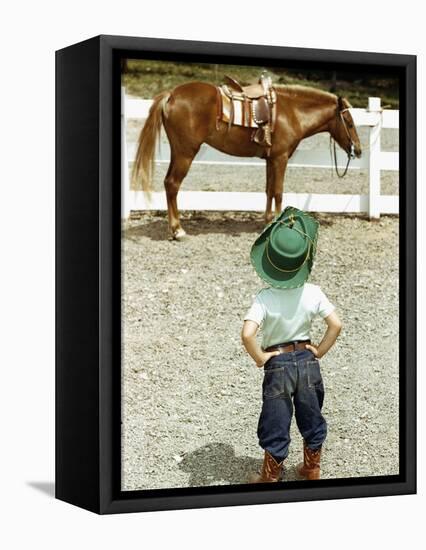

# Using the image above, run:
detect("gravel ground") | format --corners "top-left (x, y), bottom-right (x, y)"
top-left (121, 212), bottom-right (399, 491)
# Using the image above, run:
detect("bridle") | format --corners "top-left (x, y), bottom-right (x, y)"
top-left (330, 103), bottom-right (357, 178)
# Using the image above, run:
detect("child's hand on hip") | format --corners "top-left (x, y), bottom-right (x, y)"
top-left (306, 343), bottom-right (322, 358)
top-left (256, 351), bottom-right (281, 368)
top-left (306, 312), bottom-right (342, 360)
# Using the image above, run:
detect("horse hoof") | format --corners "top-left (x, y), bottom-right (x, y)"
top-left (171, 228), bottom-right (187, 241)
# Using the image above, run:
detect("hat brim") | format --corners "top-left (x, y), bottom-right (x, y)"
top-left (250, 207), bottom-right (318, 289)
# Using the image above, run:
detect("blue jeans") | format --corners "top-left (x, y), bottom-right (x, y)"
top-left (258, 349), bottom-right (327, 461)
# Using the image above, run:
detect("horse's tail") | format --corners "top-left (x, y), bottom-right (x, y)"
top-left (131, 91), bottom-right (170, 193)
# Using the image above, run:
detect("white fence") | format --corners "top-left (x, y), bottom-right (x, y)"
top-left (121, 89), bottom-right (399, 219)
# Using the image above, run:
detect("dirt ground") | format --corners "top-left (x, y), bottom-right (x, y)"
top-left (121, 211), bottom-right (399, 491)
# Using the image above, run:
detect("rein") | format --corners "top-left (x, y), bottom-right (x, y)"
top-left (330, 137), bottom-right (352, 178)
top-left (330, 106), bottom-right (356, 178)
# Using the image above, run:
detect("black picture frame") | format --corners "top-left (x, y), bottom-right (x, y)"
top-left (56, 35), bottom-right (416, 514)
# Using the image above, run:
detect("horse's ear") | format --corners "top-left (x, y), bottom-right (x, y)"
top-left (337, 96), bottom-right (344, 110)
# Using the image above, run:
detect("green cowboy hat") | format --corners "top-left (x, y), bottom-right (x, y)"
top-left (250, 206), bottom-right (319, 288)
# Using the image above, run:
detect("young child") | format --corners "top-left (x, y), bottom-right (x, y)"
top-left (242, 206), bottom-right (342, 483)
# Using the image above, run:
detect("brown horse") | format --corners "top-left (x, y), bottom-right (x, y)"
top-left (132, 83), bottom-right (362, 239)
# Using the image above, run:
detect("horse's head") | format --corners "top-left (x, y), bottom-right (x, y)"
top-left (330, 96), bottom-right (362, 159)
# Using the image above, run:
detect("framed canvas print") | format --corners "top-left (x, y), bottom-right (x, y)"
top-left (56, 35), bottom-right (416, 514)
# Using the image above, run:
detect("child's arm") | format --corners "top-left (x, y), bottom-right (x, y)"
top-left (306, 311), bottom-right (342, 359)
top-left (241, 320), bottom-right (280, 368)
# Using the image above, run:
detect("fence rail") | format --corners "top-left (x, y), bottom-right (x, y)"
top-left (121, 90), bottom-right (399, 219)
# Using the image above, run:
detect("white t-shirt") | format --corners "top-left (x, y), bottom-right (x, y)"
top-left (244, 283), bottom-right (335, 350)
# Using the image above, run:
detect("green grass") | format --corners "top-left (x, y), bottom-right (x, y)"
top-left (122, 59), bottom-right (399, 109)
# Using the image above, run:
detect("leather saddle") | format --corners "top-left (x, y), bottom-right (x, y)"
top-left (219, 74), bottom-right (277, 149)
top-left (224, 75), bottom-right (268, 99)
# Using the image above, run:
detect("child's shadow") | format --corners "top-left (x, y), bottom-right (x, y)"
top-left (178, 443), bottom-right (261, 487)
top-left (178, 442), bottom-right (301, 487)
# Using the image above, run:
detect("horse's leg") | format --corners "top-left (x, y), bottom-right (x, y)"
top-left (265, 160), bottom-right (274, 224)
top-left (164, 153), bottom-right (195, 240)
top-left (270, 155), bottom-right (288, 218)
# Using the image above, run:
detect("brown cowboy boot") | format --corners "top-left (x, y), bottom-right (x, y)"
top-left (248, 451), bottom-right (284, 483)
top-left (296, 442), bottom-right (322, 480)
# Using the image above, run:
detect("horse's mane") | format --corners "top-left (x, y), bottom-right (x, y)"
top-left (276, 84), bottom-right (337, 104)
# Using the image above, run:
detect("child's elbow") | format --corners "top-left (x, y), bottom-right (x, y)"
top-left (241, 329), bottom-right (250, 344)
top-left (241, 321), bottom-right (258, 343)
top-left (334, 319), bottom-right (343, 334)
top-left (241, 326), bottom-right (255, 344)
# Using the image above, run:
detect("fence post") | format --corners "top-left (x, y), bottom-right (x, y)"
top-left (367, 97), bottom-right (382, 219)
top-left (121, 86), bottom-right (131, 219)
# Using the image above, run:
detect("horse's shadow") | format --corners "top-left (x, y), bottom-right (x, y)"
top-left (122, 211), bottom-right (347, 242)
top-left (123, 213), bottom-right (265, 242)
